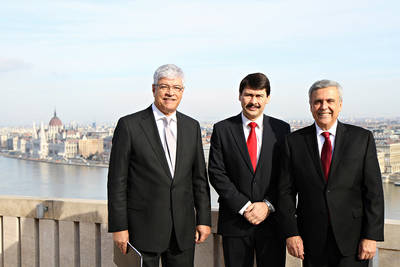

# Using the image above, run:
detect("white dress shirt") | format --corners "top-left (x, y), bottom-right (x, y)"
top-left (152, 103), bottom-right (177, 176)
top-left (239, 113), bottom-right (275, 215)
top-left (315, 120), bottom-right (337, 158)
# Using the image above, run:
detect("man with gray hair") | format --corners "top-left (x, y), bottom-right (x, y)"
top-left (108, 64), bottom-right (211, 267)
top-left (278, 80), bottom-right (384, 266)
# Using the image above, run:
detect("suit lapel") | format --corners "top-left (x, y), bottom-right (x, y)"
top-left (229, 114), bottom-right (254, 173)
top-left (139, 106), bottom-right (172, 179)
top-left (255, 115), bottom-right (275, 175)
top-left (174, 112), bottom-right (184, 179)
top-left (303, 124), bottom-right (326, 186)
top-left (328, 121), bottom-right (347, 182)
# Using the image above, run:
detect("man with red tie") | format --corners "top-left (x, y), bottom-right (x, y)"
top-left (278, 80), bottom-right (384, 267)
top-left (208, 73), bottom-right (290, 267)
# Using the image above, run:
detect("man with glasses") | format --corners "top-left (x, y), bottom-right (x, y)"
top-left (108, 64), bottom-right (211, 267)
top-left (208, 73), bottom-right (290, 267)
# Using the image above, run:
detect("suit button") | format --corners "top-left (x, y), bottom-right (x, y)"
top-left (327, 190), bottom-right (330, 193)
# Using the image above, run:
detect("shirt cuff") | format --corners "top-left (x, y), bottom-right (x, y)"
top-left (239, 201), bottom-right (252, 215)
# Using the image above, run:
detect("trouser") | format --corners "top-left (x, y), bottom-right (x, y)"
top-left (303, 226), bottom-right (369, 267)
top-left (140, 228), bottom-right (195, 267)
top-left (222, 229), bottom-right (286, 267)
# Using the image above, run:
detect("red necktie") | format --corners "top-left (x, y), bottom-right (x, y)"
top-left (247, 122), bottom-right (257, 172)
top-left (321, 132), bottom-right (332, 180)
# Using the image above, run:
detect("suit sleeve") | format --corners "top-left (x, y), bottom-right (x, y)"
top-left (192, 122), bottom-right (212, 226)
top-left (277, 136), bottom-right (300, 238)
top-left (107, 118), bottom-right (131, 232)
top-left (264, 122), bottom-right (291, 208)
top-left (208, 124), bottom-right (250, 213)
top-left (361, 131), bottom-right (384, 241)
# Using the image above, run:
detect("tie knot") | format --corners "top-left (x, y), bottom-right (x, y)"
top-left (248, 122), bottom-right (257, 129)
top-left (163, 117), bottom-right (172, 126)
top-left (322, 132), bottom-right (330, 139)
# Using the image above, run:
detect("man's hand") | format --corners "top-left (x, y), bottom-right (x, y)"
top-left (358, 239), bottom-right (376, 260)
top-left (286, 236), bottom-right (304, 260)
top-left (113, 230), bottom-right (129, 254)
top-left (243, 202), bottom-right (269, 225)
top-left (195, 225), bottom-right (211, 244)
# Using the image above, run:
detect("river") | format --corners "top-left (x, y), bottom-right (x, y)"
top-left (0, 156), bottom-right (397, 219)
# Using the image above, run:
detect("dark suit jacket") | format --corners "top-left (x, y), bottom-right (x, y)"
top-left (278, 121), bottom-right (384, 257)
top-left (107, 106), bottom-right (211, 253)
top-left (208, 114), bottom-right (290, 236)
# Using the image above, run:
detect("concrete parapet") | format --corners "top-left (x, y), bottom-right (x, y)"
top-left (0, 196), bottom-right (397, 267)
top-left (3, 216), bottom-right (20, 267)
top-left (20, 217), bottom-right (38, 266)
top-left (377, 219), bottom-right (400, 266)
top-left (39, 219), bottom-right (58, 266)
top-left (59, 221), bottom-right (78, 267)
top-left (0, 195), bottom-right (107, 223)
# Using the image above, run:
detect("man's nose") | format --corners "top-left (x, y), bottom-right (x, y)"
top-left (164, 90), bottom-right (174, 96)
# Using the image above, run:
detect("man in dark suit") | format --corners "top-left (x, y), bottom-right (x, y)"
top-left (208, 73), bottom-right (290, 267)
top-left (278, 80), bottom-right (384, 267)
top-left (107, 64), bottom-right (211, 267)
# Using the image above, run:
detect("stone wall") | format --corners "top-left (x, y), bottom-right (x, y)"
top-left (0, 196), bottom-right (396, 267)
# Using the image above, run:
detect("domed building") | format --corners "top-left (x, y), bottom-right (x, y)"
top-left (48, 109), bottom-right (63, 141)
top-left (49, 110), bottom-right (62, 128)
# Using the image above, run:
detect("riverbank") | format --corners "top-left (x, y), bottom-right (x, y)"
top-left (0, 152), bottom-right (108, 168)
top-left (0, 156), bottom-right (399, 217)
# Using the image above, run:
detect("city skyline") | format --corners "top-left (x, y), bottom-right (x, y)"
top-left (1, 108), bottom-right (400, 128)
top-left (1, 0), bottom-right (399, 125)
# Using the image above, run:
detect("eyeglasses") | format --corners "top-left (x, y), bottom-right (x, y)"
top-left (155, 84), bottom-right (184, 93)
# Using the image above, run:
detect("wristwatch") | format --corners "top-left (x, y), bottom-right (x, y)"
top-left (263, 199), bottom-right (275, 213)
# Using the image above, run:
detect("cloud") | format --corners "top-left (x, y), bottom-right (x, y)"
top-left (0, 0), bottom-right (399, 124)
top-left (0, 58), bottom-right (32, 73)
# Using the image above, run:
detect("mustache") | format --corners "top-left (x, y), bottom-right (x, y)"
top-left (246, 103), bottom-right (261, 108)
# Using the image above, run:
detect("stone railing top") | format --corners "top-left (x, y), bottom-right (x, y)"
top-left (0, 195), bottom-right (107, 224)
top-left (1, 195), bottom-right (400, 247)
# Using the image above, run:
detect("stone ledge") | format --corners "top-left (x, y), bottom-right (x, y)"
top-left (0, 195), bottom-right (107, 223)
top-left (377, 219), bottom-right (400, 250)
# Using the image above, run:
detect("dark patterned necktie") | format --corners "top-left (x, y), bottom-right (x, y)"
top-left (321, 132), bottom-right (332, 180)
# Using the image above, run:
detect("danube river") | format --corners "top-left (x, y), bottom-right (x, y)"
top-left (0, 156), bottom-right (398, 219)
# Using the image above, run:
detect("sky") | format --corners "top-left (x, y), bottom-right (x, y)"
top-left (1, 0), bottom-right (399, 126)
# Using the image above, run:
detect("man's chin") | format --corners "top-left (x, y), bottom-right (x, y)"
top-left (159, 106), bottom-right (178, 115)
top-left (317, 118), bottom-right (332, 123)
top-left (316, 120), bottom-right (334, 130)
top-left (243, 111), bottom-right (260, 120)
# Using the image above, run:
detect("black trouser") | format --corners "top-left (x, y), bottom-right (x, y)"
top-left (222, 229), bottom-right (286, 267)
top-left (140, 228), bottom-right (195, 267)
top-left (303, 226), bottom-right (369, 267)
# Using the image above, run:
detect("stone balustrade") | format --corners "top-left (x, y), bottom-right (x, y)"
top-left (0, 196), bottom-right (397, 267)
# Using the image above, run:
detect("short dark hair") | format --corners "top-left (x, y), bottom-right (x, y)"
top-left (239, 73), bottom-right (270, 96)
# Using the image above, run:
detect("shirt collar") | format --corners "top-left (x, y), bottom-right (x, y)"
top-left (152, 103), bottom-right (177, 122)
top-left (241, 112), bottom-right (263, 128)
top-left (315, 120), bottom-right (338, 137)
